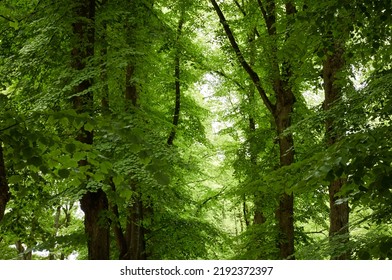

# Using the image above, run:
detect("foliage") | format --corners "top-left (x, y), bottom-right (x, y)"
top-left (0, 0), bottom-right (391, 260)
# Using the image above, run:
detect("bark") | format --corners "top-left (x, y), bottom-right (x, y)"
top-left (322, 44), bottom-right (350, 259)
top-left (71, 0), bottom-right (110, 260)
top-left (0, 144), bottom-right (10, 222)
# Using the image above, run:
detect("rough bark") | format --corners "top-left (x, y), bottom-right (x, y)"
top-left (71, 0), bottom-right (110, 260)
top-left (322, 44), bottom-right (350, 260)
top-left (0, 144), bottom-right (10, 222)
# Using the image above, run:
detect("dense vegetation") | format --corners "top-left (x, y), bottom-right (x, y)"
top-left (0, 0), bottom-right (391, 260)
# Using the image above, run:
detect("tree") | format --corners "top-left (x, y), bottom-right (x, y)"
top-left (210, 0), bottom-right (298, 259)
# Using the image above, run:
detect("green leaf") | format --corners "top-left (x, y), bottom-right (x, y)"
top-left (154, 172), bottom-right (170, 186)
top-left (84, 122), bottom-right (94, 132)
top-left (8, 175), bottom-right (23, 184)
top-left (27, 156), bottom-right (43, 167)
top-left (65, 143), bottom-right (76, 153)
top-left (22, 147), bottom-right (35, 158)
top-left (58, 168), bottom-right (70, 178)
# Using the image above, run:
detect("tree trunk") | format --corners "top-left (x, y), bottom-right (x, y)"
top-left (124, 183), bottom-right (146, 259)
top-left (123, 62), bottom-right (148, 259)
top-left (167, 16), bottom-right (184, 146)
top-left (15, 240), bottom-right (32, 260)
top-left (0, 144), bottom-right (10, 222)
top-left (274, 84), bottom-right (295, 259)
top-left (80, 189), bottom-right (110, 259)
top-left (323, 44), bottom-right (350, 259)
top-left (71, 0), bottom-right (110, 260)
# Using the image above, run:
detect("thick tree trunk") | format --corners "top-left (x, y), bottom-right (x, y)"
top-left (0, 144), bottom-right (10, 222)
top-left (323, 44), bottom-right (350, 260)
top-left (80, 189), bottom-right (109, 259)
top-left (71, 0), bottom-right (110, 260)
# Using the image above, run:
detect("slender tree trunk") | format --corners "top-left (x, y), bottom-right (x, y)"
top-left (274, 84), bottom-right (295, 259)
top-left (0, 144), bottom-right (10, 222)
top-left (247, 29), bottom-right (266, 227)
top-left (71, 0), bottom-right (110, 260)
top-left (322, 44), bottom-right (350, 259)
top-left (15, 240), bottom-right (32, 260)
top-left (125, 183), bottom-right (146, 260)
top-left (100, 20), bottom-right (109, 113)
top-left (123, 62), bottom-right (147, 259)
top-left (167, 16), bottom-right (184, 146)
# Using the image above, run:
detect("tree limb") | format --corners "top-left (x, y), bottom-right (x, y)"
top-left (209, 0), bottom-right (275, 114)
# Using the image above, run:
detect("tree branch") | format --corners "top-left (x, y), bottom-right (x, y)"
top-left (0, 14), bottom-right (14, 22)
top-left (257, 0), bottom-right (276, 36)
top-left (233, 0), bottom-right (261, 38)
top-left (209, 0), bottom-right (275, 114)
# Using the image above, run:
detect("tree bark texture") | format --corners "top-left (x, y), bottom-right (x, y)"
top-left (71, 0), bottom-right (110, 260)
top-left (323, 45), bottom-right (350, 259)
top-left (0, 144), bottom-right (10, 222)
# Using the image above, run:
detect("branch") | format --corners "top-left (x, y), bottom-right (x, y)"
top-left (233, 0), bottom-right (261, 38)
top-left (196, 186), bottom-right (227, 213)
top-left (0, 14), bottom-right (14, 22)
top-left (209, 0), bottom-right (275, 115)
top-left (0, 122), bottom-right (19, 133)
top-left (257, 0), bottom-right (276, 36)
top-left (213, 70), bottom-right (246, 91)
